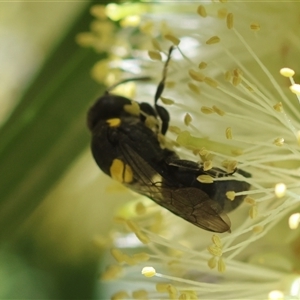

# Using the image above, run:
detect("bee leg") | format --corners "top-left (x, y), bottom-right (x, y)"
top-left (166, 158), bottom-right (203, 171)
top-left (154, 46), bottom-right (174, 135)
top-left (206, 167), bottom-right (251, 177)
top-left (166, 157), bottom-right (238, 177)
top-left (154, 83), bottom-right (169, 135)
top-left (206, 168), bottom-right (233, 178)
top-left (236, 168), bottom-right (252, 178)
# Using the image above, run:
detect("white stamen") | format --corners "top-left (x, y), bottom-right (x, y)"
top-left (288, 213), bottom-right (300, 230)
top-left (275, 183), bottom-right (286, 198)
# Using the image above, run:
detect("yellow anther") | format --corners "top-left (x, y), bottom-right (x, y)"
top-left (148, 50), bottom-right (162, 61)
top-left (249, 205), bottom-right (258, 219)
top-left (217, 8), bottom-right (228, 19)
top-left (151, 38), bottom-right (162, 51)
top-left (197, 175), bottom-right (214, 184)
top-left (135, 202), bottom-right (147, 215)
top-left (250, 22), bottom-right (260, 31)
top-left (207, 245), bottom-right (222, 257)
top-left (206, 36), bottom-right (220, 45)
top-left (199, 150), bottom-right (213, 162)
top-left (297, 131), bottom-right (300, 146)
top-left (245, 85), bottom-right (254, 92)
top-left (208, 256), bottom-right (217, 269)
top-left (229, 160), bottom-right (238, 170)
top-left (75, 32), bottom-right (95, 47)
top-left (141, 266), bottom-right (156, 277)
top-left (180, 291), bottom-right (198, 300)
top-left (226, 191), bottom-right (236, 201)
top-left (199, 147), bottom-right (209, 157)
top-left (204, 77), bottom-right (218, 87)
top-left (198, 61), bottom-right (207, 69)
top-left (167, 284), bottom-right (178, 299)
top-left (132, 252), bottom-right (150, 262)
top-left (135, 231), bottom-right (150, 244)
top-left (188, 69), bottom-right (205, 82)
top-left (140, 21), bottom-right (154, 34)
top-left (160, 97), bottom-right (174, 105)
top-left (273, 137), bottom-right (284, 146)
top-left (156, 283), bottom-right (169, 293)
top-left (184, 113), bottom-right (192, 126)
top-left (124, 101), bottom-right (140, 116)
top-left (179, 293), bottom-right (188, 300)
top-left (226, 13), bottom-right (234, 29)
top-left (212, 234), bottom-right (222, 248)
top-left (120, 15), bottom-right (140, 27)
top-left (144, 115), bottom-right (158, 130)
top-left (218, 257), bottom-right (226, 273)
top-left (113, 216), bottom-right (127, 224)
top-left (212, 105), bottom-right (225, 116)
top-left (132, 289), bottom-right (148, 300)
top-left (244, 196), bottom-right (256, 206)
top-left (225, 127), bottom-right (232, 139)
top-left (90, 5), bottom-right (106, 19)
top-left (252, 225), bottom-right (264, 233)
top-left (224, 70), bottom-right (232, 81)
top-left (101, 264), bottom-right (123, 280)
top-left (280, 67), bottom-right (295, 77)
top-left (232, 76), bottom-right (242, 86)
top-left (231, 149), bottom-right (244, 156)
top-left (125, 220), bottom-right (139, 233)
top-left (164, 34), bottom-right (180, 45)
top-left (188, 83), bottom-right (201, 94)
top-left (273, 102), bottom-right (283, 112)
top-left (160, 21), bottom-right (170, 36)
top-left (197, 5), bottom-right (207, 17)
top-left (166, 81), bottom-right (175, 88)
top-left (92, 236), bottom-right (108, 250)
top-left (168, 126), bottom-right (181, 134)
top-left (166, 284), bottom-right (177, 294)
top-left (110, 248), bottom-right (126, 263)
top-left (203, 160), bottom-right (213, 171)
top-left (201, 106), bottom-right (214, 114)
top-left (233, 68), bottom-right (243, 76)
top-left (111, 290), bottom-right (130, 300)
top-left (123, 254), bottom-right (137, 266)
top-left (91, 60), bottom-right (110, 83)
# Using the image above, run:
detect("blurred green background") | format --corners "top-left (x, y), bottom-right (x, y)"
top-left (0, 1), bottom-right (133, 298)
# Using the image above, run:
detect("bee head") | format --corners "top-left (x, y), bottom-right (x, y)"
top-left (87, 92), bottom-right (132, 131)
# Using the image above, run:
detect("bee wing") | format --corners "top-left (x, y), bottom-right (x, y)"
top-left (159, 186), bottom-right (231, 232)
top-left (119, 143), bottom-right (168, 203)
top-left (120, 144), bottom-right (231, 233)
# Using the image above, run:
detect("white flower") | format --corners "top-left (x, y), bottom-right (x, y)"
top-left (84, 2), bottom-right (300, 299)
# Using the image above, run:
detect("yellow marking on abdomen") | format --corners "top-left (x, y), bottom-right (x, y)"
top-left (110, 158), bottom-right (133, 183)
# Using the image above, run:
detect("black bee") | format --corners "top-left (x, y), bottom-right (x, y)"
top-left (87, 47), bottom-right (250, 233)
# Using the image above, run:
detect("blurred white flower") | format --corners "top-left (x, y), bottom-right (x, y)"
top-left (83, 2), bottom-right (300, 299)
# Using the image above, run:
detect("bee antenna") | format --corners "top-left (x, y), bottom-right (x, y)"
top-left (154, 45), bottom-right (175, 135)
top-left (106, 76), bottom-right (151, 93)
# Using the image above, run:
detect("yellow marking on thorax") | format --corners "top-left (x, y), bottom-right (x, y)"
top-left (110, 158), bottom-right (133, 183)
top-left (106, 118), bottom-right (121, 127)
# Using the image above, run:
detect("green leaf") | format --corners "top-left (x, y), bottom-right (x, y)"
top-left (0, 0), bottom-right (106, 241)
